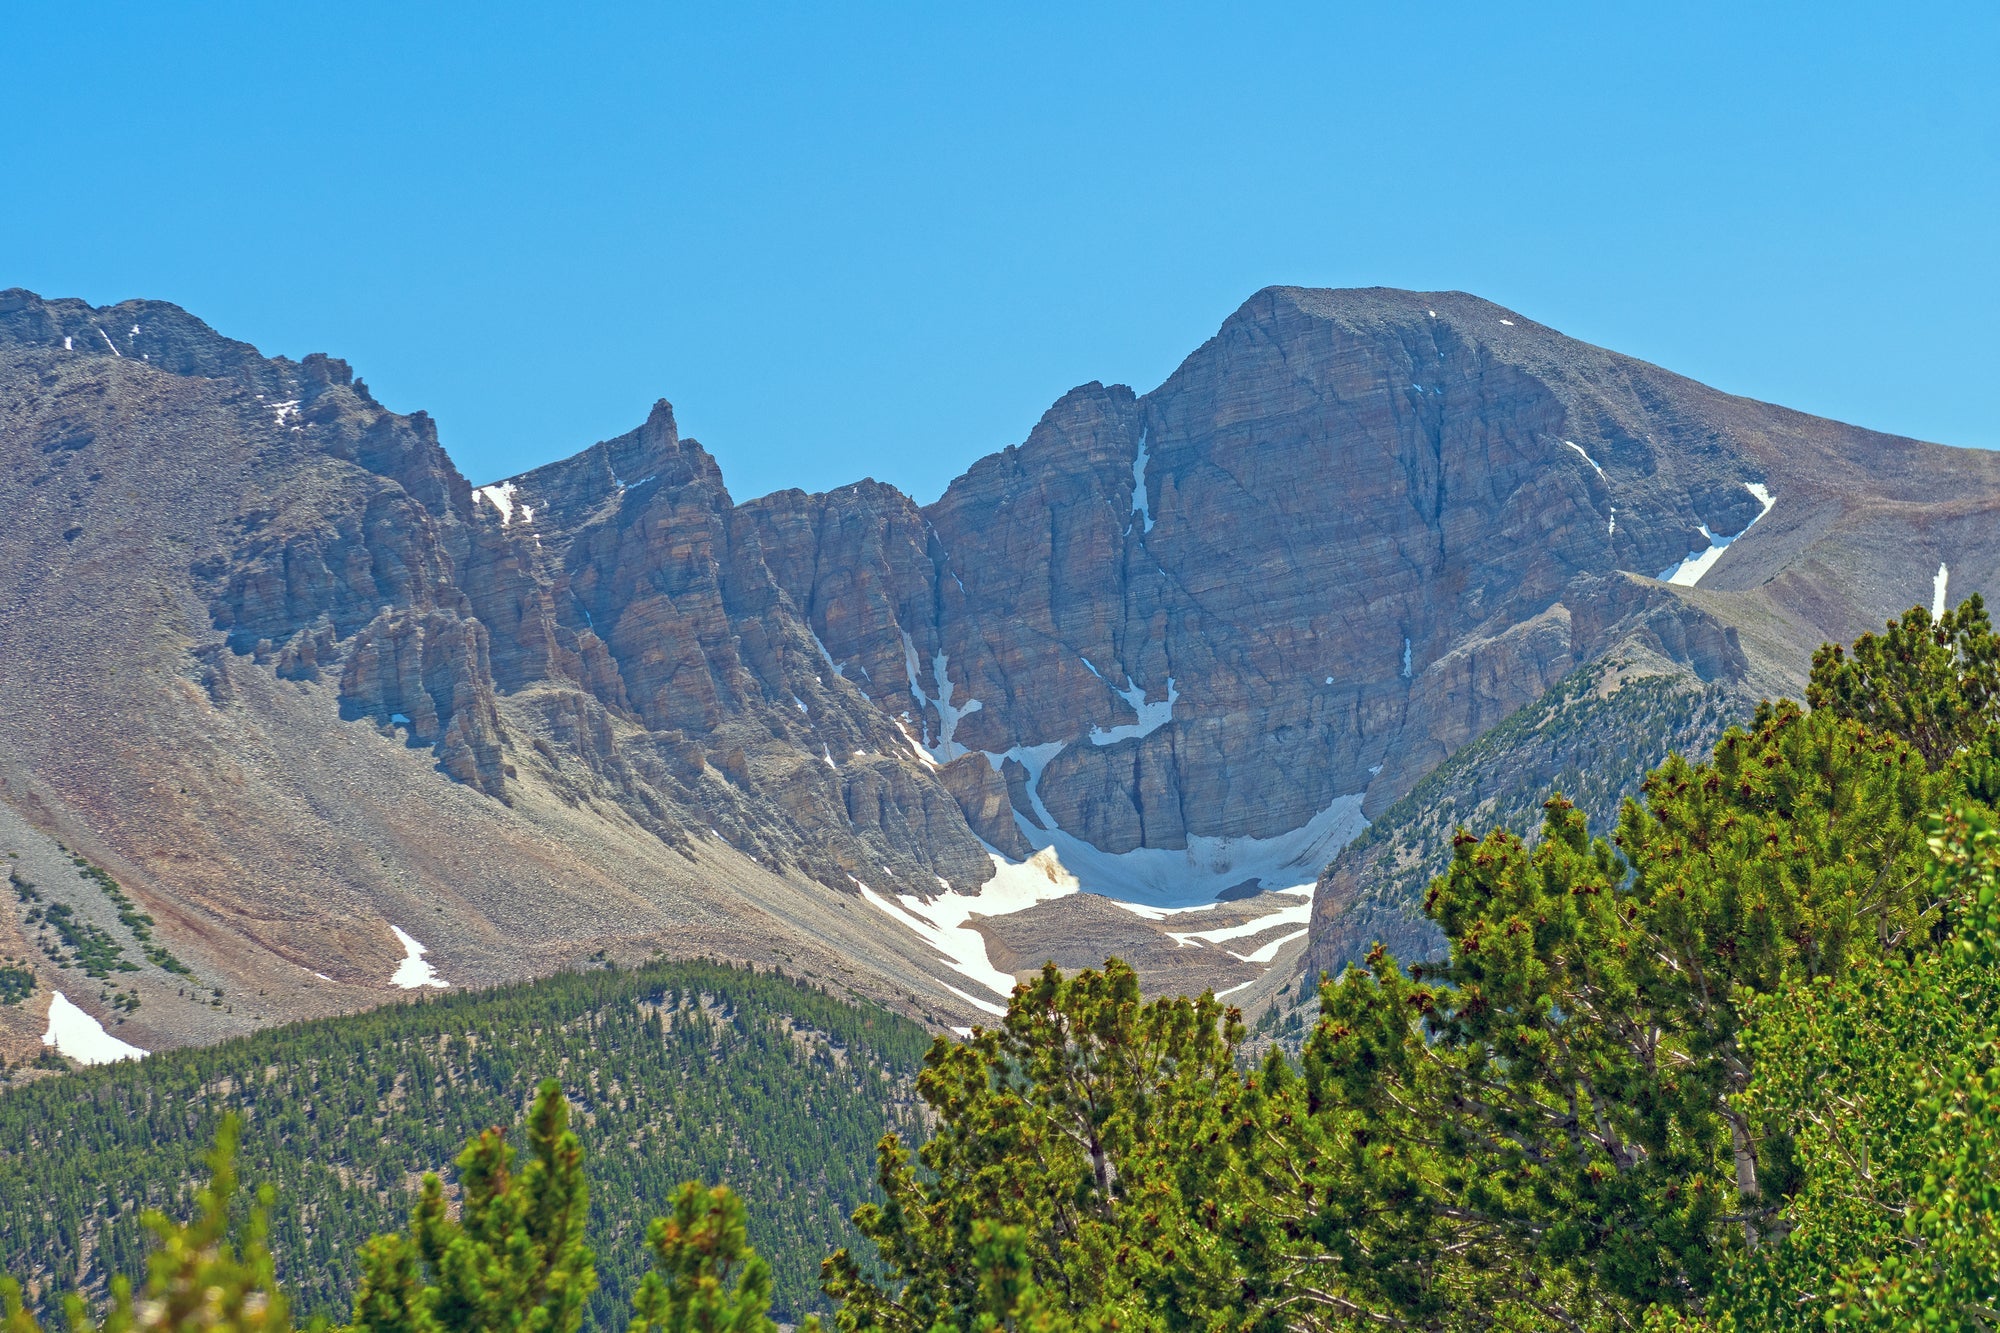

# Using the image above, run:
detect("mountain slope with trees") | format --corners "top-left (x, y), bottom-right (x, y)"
top-left (8, 286), bottom-right (2000, 1044)
top-left (7, 605), bottom-right (2000, 1333)
top-left (0, 961), bottom-right (928, 1327)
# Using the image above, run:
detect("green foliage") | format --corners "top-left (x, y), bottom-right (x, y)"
top-left (2, 1117), bottom-right (291, 1333)
top-left (7, 855), bottom-right (190, 984)
top-left (350, 1080), bottom-right (597, 1333)
top-left (1662, 804), bottom-right (2000, 1330)
top-left (36, 900), bottom-right (137, 978)
top-left (812, 605), bottom-right (1991, 1333)
top-left (0, 961), bottom-right (928, 1328)
top-left (1320, 658), bottom-right (1745, 966)
top-left (8, 1086), bottom-right (808, 1333)
top-left (0, 965), bottom-right (32, 1007)
top-left (1808, 593), bottom-right (2000, 769)
top-left (11, 861), bottom-right (145, 982)
top-left (67, 854), bottom-right (190, 975)
top-left (628, 1183), bottom-right (803, 1333)
top-left (1289, 699), bottom-right (1946, 1326)
top-left (823, 961), bottom-right (1244, 1333)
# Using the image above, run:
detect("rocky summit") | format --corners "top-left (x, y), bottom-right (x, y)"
top-left (3, 283), bottom-right (1998, 1058)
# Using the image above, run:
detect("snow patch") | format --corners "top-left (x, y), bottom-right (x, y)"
top-left (96, 326), bottom-right (122, 357)
top-left (390, 712), bottom-right (411, 725)
top-left (1562, 440), bottom-right (1605, 478)
top-left (1659, 482), bottom-right (1777, 587)
top-left (1102, 899), bottom-right (1211, 922)
top-left (893, 717), bottom-right (941, 770)
top-left (823, 745), bottom-right (837, 768)
top-left (1234, 927), bottom-right (1309, 965)
top-left (63, 335), bottom-right (72, 350)
top-left (1499, 319), bottom-right (1515, 326)
top-left (43, 992), bottom-right (146, 1065)
top-left (389, 926), bottom-right (448, 989)
top-left (982, 742), bottom-right (1065, 831)
top-left (811, 630), bottom-right (846, 678)
top-left (269, 399), bottom-right (300, 426)
top-left (1131, 428), bottom-right (1155, 533)
top-left (1934, 562), bottom-right (1950, 619)
top-left (997, 787), bottom-right (1366, 911)
top-left (1168, 899), bottom-right (1313, 949)
top-left (1089, 675), bottom-right (1177, 746)
top-left (853, 847), bottom-right (1079, 1000)
top-left (902, 632), bottom-right (982, 762)
top-left (476, 481), bottom-right (520, 524)
top-left (1401, 638), bottom-right (1413, 678)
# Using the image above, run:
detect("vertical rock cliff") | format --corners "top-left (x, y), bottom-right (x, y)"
top-left (6, 282), bottom-right (2000, 1054)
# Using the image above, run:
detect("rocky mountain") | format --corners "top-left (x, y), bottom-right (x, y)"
top-left (2, 283), bottom-right (1997, 1062)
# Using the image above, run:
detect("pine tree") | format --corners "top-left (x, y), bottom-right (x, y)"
top-left (1650, 804), bottom-right (2000, 1330)
top-left (628, 1183), bottom-right (801, 1333)
top-left (822, 961), bottom-right (1248, 1333)
top-left (1807, 593), bottom-right (2000, 768)
top-left (354, 1079), bottom-right (596, 1333)
top-left (0, 1118), bottom-right (290, 1333)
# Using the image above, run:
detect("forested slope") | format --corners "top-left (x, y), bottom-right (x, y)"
top-left (0, 961), bottom-right (929, 1327)
top-left (1305, 648), bottom-right (1748, 976)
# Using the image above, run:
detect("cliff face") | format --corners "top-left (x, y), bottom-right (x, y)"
top-left (4, 282), bottom-right (2000, 1058)
top-left (732, 289), bottom-right (1843, 901)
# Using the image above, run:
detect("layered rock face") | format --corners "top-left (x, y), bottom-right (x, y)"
top-left (6, 282), bottom-right (2000, 1055)
top-left (730, 289), bottom-right (1852, 903)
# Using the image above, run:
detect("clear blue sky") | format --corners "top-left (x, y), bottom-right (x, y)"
top-left (9, 4), bottom-right (1995, 501)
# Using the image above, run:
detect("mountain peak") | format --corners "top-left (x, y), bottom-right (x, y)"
top-left (4, 286), bottom-right (1999, 1048)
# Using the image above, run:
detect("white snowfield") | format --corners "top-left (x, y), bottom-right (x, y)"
top-left (1130, 428), bottom-right (1155, 533)
top-left (1562, 440), bottom-right (1606, 478)
top-left (811, 629), bottom-right (846, 679)
top-left (984, 737), bottom-right (1368, 910)
top-left (902, 632), bottom-right (982, 763)
top-left (855, 740), bottom-right (1360, 1012)
top-left (854, 848), bottom-right (1081, 1009)
top-left (475, 481), bottom-right (531, 525)
top-left (858, 626), bottom-right (1373, 1011)
top-left (1168, 898), bottom-right (1314, 949)
top-left (1089, 675), bottom-right (1177, 746)
top-left (1235, 928), bottom-right (1309, 965)
top-left (390, 926), bottom-right (449, 989)
top-left (1660, 482), bottom-right (1776, 587)
top-left (1934, 563), bottom-right (1950, 619)
top-left (43, 991), bottom-right (147, 1065)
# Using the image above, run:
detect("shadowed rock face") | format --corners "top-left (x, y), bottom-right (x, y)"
top-left (733, 289), bottom-right (1808, 871)
top-left (5, 281), bottom-right (2000, 1052)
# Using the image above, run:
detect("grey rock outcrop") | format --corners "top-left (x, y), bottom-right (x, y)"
top-left (6, 280), bottom-right (2000, 1053)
